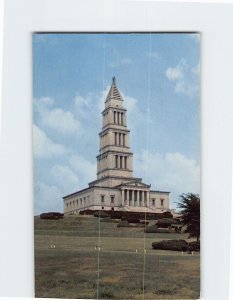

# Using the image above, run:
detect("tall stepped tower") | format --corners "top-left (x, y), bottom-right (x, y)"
top-left (89, 77), bottom-right (138, 188)
top-left (63, 77), bottom-right (170, 214)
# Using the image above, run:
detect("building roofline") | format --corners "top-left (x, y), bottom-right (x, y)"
top-left (88, 176), bottom-right (142, 186)
top-left (150, 190), bottom-right (170, 194)
top-left (63, 186), bottom-right (94, 199)
top-left (63, 184), bottom-right (127, 199)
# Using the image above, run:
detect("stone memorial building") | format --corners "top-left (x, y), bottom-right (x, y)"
top-left (63, 77), bottom-right (170, 214)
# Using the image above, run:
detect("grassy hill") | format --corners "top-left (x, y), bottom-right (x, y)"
top-left (35, 215), bottom-right (200, 299)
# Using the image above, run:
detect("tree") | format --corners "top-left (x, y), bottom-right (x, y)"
top-left (177, 193), bottom-right (200, 242)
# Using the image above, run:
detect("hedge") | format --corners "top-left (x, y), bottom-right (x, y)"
top-left (93, 211), bottom-right (110, 218)
top-left (189, 241), bottom-right (200, 252)
top-left (145, 225), bottom-right (172, 233)
top-left (152, 239), bottom-right (188, 251)
top-left (156, 218), bottom-right (178, 228)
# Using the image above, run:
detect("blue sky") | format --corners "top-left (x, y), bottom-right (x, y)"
top-left (33, 33), bottom-right (200, 214)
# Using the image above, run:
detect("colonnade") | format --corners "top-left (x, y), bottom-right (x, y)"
top-left (121, 189), bottom-right (149, 207)
top-left (113, 111), bottom-right (125, 125)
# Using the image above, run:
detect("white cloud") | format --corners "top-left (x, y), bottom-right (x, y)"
top-left (134, 150), bottom-right (200, 207)
top-left (34, 97), bottom-right (80, 135)
top-left (166, 64), bottom-right (184, 80)
top-left (34, 181), bottom-right (63, 214)
top-left (69, 155), bottom-right (96, 185)
top-left (33, 124), bottom-right (67, 158)
top-left (50, 164), bottom-right (79, 194)
top-left (108, 57), bottom-right (131, 68)
top-left (43, 108), bottom-right (80, 134)
top-left (165, 59), bottom-right (200, 97)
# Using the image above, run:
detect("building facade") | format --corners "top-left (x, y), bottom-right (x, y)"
top-left (63, 77), bottom-right (170, 214)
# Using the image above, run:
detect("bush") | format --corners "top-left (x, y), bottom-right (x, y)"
top-left (162, 211), bottom-right (173, 218)
top-left (93, 211), bottom-right (110, 218)
top-left (40, 212), bottom-right (64, 220)
top-left (156, 218), bottom-right (178, 228)
top-left (152, 239), bottom-right (188, 251)
top-left (145, 225), bottom-right (172, 233)
top-left (189, 241), bottom-right (200, 252)
top-left (140, 221), bottom-right (149, 226)
top-left (127, 218), bottom-right (140, 223)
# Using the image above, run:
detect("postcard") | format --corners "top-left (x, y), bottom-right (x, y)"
top-left (33, 32), bottom-right (200, 299)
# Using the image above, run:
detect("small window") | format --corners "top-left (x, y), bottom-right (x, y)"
top-left (111, 196), bottom-right (115, 204)
top-left (101, 195), bottom-right (105, 203)
top-left (152, 199), bottom-right (155, 206)
top-left (161, 199), bottom-right (164, 207)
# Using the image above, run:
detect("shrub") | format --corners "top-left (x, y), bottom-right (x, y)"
top-left (145, 225), bottom-right (172, 233)
top-left (152, 239), bottom-right (188, 251)
top-left (93, 211), bottom-right (110, 218)
top-left (140, 221), bottom-right (149, 226)
top-left (156, 218), bottom-right (178, 228)
top-left (162, 211), bottom-right (173, 218)
top-left (189, 241), bottom-right (200, 252)
top-left (40, 212), bottom-right (64, 220)
top-left (127, 218), bottom-right (140, 223)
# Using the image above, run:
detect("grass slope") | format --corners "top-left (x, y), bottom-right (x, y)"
top-left (35, 215), bottom-right (200, 299)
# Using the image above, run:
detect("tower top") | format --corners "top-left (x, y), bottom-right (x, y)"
top-left (105, 76), bottom-right (123, 105)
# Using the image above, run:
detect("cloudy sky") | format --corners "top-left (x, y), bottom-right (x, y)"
top-left (33, 33), bottom-right (200, 215)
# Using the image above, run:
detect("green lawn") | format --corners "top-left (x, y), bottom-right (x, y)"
top-left (34, 215), bottom-right (200, 299)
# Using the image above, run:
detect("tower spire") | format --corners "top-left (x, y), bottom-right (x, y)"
top-left (112, 76), bottom-right (116, 84)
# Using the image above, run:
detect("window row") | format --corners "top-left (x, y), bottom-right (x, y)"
top-left (151, 198), bottom-right (164, 207)
top-left (101, 195), bottom-right (115, 204)
top-left (114, 132), bottom-right (126, 146)
top-left (115, 155), bottom-right (127, 169)
top-left (66, 195), bottom-right (90, 210)
top-left (113, 111), bottom-right (124, 125)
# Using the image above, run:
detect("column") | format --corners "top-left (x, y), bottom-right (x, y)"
top-left (115, 155), bottom-right (118, 168)
top-left (144, 191), bottom-right (147, 206)
top-left (136, 190), bottom-right (139, 207)
top-left (127, 190), bottom-right (129, 206)
top-left (132, 189), bottom-right (135, 206)
top-left (121, 189), bottom-right (124, 206)
top-left (121, 113), bottom-right (124, 125)
top-left (115, 132), bottom-right (117, 145)
top-left (147, 191), bottom-right (149, 207)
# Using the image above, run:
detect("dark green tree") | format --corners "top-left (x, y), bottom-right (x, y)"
top-left (177, 193), bottom-right (200, 241)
